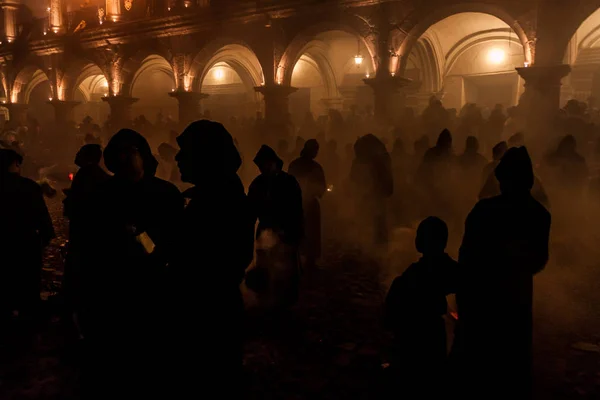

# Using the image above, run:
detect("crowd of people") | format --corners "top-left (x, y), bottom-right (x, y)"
top-left (0, 94), bottom-right (598, 398)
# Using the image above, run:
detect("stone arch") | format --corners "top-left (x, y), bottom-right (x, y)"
top-left (61, 58), bottom-right (109, 101)
top-left (12, 63), bottom-right (51, 104)
top-left (559, 1), bottom-right (600, 61)
top-left (278, 20), bottom-right (377, 86)
top-left (119, 48), bottom-right (174, 97)
top-left (396, 3), bottom-right (532, 76)
top-left (407, 37), bottom-right (442, 94)
top-left (189, 39), bottom-right (264, 93)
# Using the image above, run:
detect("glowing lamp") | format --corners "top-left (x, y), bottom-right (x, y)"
top-left (524, 61), bottom-right (530, 68)
top-left (354, 54), bottom-right (364, 66)
top-left (365, 73), bottom-right (370, 78)
top-left (214, 69), bottom-right (224, 80)
top-left (487, 48), bottom-right (506, 65)
top-left (48, 97), bottom-right (53, 101)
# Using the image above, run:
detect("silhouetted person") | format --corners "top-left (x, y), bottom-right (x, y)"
top-left (248, 145), bottom-right (303, 310)
top-left (170, 120), bottom-right (255, 398)
top-left (390, 138), bottom-right (411, 225)
top-left (351, 134), bottom-right (393, 244)
top-left (454, 146), bottom-right (550, 399)
top-left (385, 216), bottom-right (458, 397)
top-left (458, 136), bottom-right (488, 207)
top-left (83, 129), bottom-right (184, 398)
top-left (543, 134), bottom-right (588, 195)
top-left (485, 104), bottom-right (506, 151)
top-left (0, 149), bottom-right (54, 321)
top-left (481, 141), bottom-right (508, 188)
top-left (416, 129), bottom-right (456, 221)
top-left (289, 139), bottom-right (326, 267)
top-left (63, 144), bottom-right (110, 320)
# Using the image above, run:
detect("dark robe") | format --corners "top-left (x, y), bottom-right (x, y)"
top-left (63, 164), bottom-right (110, 311)
top-left (0, 172), bottom-right (54, 315)
top-left (248, 171), bottom-right (303, 309)
top-left (479, 169), bottom-right (549, 209)
top-left (453, 193), bottom-right (550, 398)
top-left (169, 176), bottom-right (255, 398)
top-left (385, 253), bottom-right (458, 396)
top-left (288, 156), bottom-right (326, 260)
top-left (83, 175), bottom-right (183, 398)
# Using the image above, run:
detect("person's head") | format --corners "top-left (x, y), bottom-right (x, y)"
top-left (75, 144), bottom-right (103, 168)
top-left (557, 134), bottom-right (577, 155)
top-left (508, 132), bottom-right (525, 148)
top-left (492, 141), bottom-right (508, 161)
top-left (415, 216), bottom-right (448, 255)
top-left (436, 129), bottom-right (452, 150)
top-left (254, 145), bottom-right (283, 175)
top-left (103, 129), bottom-right (157, 182)
top-left (0, 148), bottom-right (23, 175)
top-left (392, 138), bottom-right (404, 154)
top-left (495, 146), bottom-right (534, 195)
top-left (175, 120), bottom-right (241, 184)
top-left (158, 143), bottom-right (178, 162)
top-left (301, 139), bottom-right (319, 160)
top-left (465, 136), bottom-right (479, 153)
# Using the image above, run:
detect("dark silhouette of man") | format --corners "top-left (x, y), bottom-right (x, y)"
top-left (385, 216), bottom-right (458, 397)
top-left (0, 149), bottom-right (54, 321)
top-left (543, 134), bottom-right (588, 195)
top-left (454, 146), bottom-right (550, 399)
top-left (289, 139), bottom-right (326, 268)
top-left (170, 120), bottom-right (255, 398)
top-left (248, 145), bottom-right (303, 309)
top-left (83, 129), bottom-right (183, 399)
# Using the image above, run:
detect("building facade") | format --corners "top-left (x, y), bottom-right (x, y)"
top-left (0, 0), bottom-right (599, 138)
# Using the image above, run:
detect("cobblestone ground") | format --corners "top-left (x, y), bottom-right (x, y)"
top-left (0, 196), bottom-right (599, 399)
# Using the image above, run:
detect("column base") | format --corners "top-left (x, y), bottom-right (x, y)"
top-left (364, 75), bottom-right (413, 123)
top-left (254, 85), bottom-right (298, 138)
top-left (102, 95), bottom-right (138, 129)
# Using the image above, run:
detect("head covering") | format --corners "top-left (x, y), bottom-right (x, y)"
top-left (0, 148), bottom-right (23, 172)
top-left (157, 142), bottom-right (178, 160)
top-left (495, 146), bottom-right (534, 193)
top-left (103, 129), bottom-right (158, 177)
top-left (465, 136), bottom-right (479, 152)
top-left (253, 145), bottom-right (283, 170)
top-left (177, 120), bottom-right (241, 175)
top-left (300, 139), bottom-right (319, 159)
top-left (557, 134), bottom-right (576, 155)
top-left (508, 132), bottom-right (525, 148)
top-left (436, 129), bottom-right (452, 149)
top-left (492, 141), bottom-right (508, 161)
top-left (354, 134), bottom-right (387, 162)
top-left (75, 144), bottom-right (102, 167)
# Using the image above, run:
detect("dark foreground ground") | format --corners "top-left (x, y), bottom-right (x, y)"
top-left (0, 196), bottom-right (599, 399)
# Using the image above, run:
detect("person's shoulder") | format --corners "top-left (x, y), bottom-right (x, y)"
top-left (19, 176), bottom-right (43, 192)
top-left (150, 176), bottom-right (182, 196)
top-left (528, 195), bottom-right (551, 219)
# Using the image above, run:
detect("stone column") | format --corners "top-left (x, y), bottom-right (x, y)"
top-left (48, 100), bottom-right (80, 128)
top-left (255, 84), bottom-right (297, 130)
top-left (5, 103), bottom-right (28, 127)
top-left (516, 64), bottom-right (571, 145)
top-left (364, 75), bottom-right (412, 124)
top-left (168, 91), bottom-right (209, 127)
top-left (106, 0), bottom-right (122, 22)
top-left (49, 0), bottom-right (64, 34)
top-left (1, 1), bottom-right (19, 42)
top-left (102, 95), bottom-right (138, 128)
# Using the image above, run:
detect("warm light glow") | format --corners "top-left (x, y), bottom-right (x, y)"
top-left (111, 16), bottom-right (118, 22)
top-left (487, 48), bottom-right (506, 65)
top-left (99, 20), bottom-right (103, 25)
top-left (354, 54), bottom-right (364, 66)
top-left (391, 72), bottom-right (395, 77)
top-left (167, 7), bottom-right (171, 11)
top-left (46, 7), bottom-right (51, 12)
top-left (365, 73), bottom-right (370, 78)
top-left (214, 68), bottom-right (225, 80)
top-left (524, 61), bottom-right (530, 67)
top-left (43, 31), bottom-right (47, 36)
top-left (48, 97), bottom-right (53, 101)
top-left (171, 88), bottom-right (175, 92)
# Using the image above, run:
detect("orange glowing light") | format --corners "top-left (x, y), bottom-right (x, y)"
top-left (68, 173), bottom-right (74, 181)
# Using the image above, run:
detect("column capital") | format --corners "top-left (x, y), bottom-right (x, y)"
top-left (101, 95), bottom-right (139, 107)
top-left (254, 84), bottom-right (298, 98)
top-left (516, 64), bottom-right (571, 86)
top-left (363, 75), bottom-right (413, 91)
top-left (168, 90), bottom-right (209, 101)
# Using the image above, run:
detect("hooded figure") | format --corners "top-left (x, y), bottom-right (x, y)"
top-left (415, 129), bottom-right (457, 221)
top-left (350, 134), bottom-right (394, 244)
top-left (542, 134), bottom-right (588, 195)
top-left (0, 149), bottom-right (54, 318)
top-left (248, 145), bottom-right (303, 310)
top-left (288, 139), bottom-right (327, 266)
top-left (63, 144), bottom-right (110, 314)
top-left (457, 136), bottom-right (488, 210)
top-left (82, 129), bottom-right (183, 399)
top-left (453, 147), bottom-right (550, 399)
top-left (169, 120), bottom-right (254, 398)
